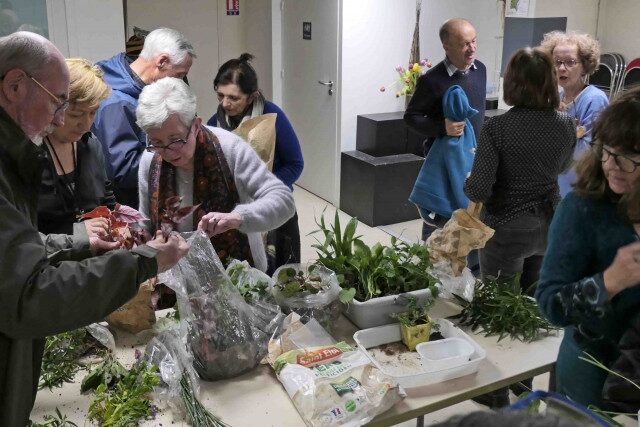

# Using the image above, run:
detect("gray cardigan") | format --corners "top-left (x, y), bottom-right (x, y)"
top-left (138, 126), bottom-right (295, 271)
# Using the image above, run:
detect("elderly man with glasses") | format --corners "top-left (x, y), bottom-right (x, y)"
top-left (0, 31), bottom-right (189, 426)
top-left (92, 27), bottom-right (196, 210)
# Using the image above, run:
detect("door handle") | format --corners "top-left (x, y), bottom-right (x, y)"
top-left (318, 80), bottom-right (334, 95)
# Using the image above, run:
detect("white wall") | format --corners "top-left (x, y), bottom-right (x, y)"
top-left (599, 0), bottom-right (640, 62)
top-left (533, 0), bottom-right (599, 34)
top-left (341, 1), bottom-right (414, 152)
top-left (47, 0), bottom-right (124, 63)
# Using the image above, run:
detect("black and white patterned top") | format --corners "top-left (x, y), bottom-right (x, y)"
top-left (464, 107), bottom-right (576, 228)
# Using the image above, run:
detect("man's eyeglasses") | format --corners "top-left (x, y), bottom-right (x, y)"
top-left (146, 120), bottom-right (194, 153)
top-left (554, 59), bottom-right (579, 69)
top-left (590, 143), bottom-right (640, 173)
top-left (28, 74), bottom-right (69, 115)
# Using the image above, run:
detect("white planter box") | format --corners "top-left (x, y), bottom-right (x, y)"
top-left (344, 287), bottom-right (435, 329)
top-left (353, 319), bottom-right (486, 389)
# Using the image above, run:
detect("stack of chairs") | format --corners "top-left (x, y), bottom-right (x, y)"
top-left (590, 53), bottom-right (626, 100)
top-left (618, 57), bottom-right (640, 95)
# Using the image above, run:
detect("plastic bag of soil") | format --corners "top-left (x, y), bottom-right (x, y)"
top-left (273, 342), bottom-right (404, 427)
top-left (160, 231), bottom-right (280, 381)
top-left (271, 263), bottom-right (342, 331)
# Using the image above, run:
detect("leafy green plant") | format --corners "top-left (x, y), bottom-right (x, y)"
top-left (29, 408), bottom-right (78, 427)
top-left (39, 328), bottom-right (106, 390)
top-left (81, 354), bottom-right (128, 393)
top-left (227, 260), bottom-right (270, 301)
top-left (311, 210), bottom-right (438, 302)
top-left (87, 361), bottom-right (159, 427)
top-left (451, 276), bottom-right (556, 342)
top-left (390, 296), bottom-right (436, 327)
top-left (275, 264), bottom-right (327, 298)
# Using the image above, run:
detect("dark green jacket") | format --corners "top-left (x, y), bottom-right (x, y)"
top-left (0, 107), bottom-right (158, 426)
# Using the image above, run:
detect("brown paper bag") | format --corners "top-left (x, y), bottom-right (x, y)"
top-left (426, 202), bottom-right (494, 276)
top-left (106, 278), bottom-right (156, 333)
top-left (233, 113), bottom-right (277, 170)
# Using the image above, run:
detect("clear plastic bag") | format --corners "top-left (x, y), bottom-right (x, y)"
top-left (160, 231), bottom-right (280, 381)
top-left (271, 263), bottom-right (342, 331)
top-left (143, 325), bottom-right (200, 415)
top-left (428, 260), bottom-right (476, 302)
top-left (85, 323), bottom-right (116, 352)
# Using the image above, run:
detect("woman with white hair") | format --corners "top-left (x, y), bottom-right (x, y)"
top-left (137, 77), bottom-right (295, 271)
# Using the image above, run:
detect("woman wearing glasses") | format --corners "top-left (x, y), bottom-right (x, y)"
top-left (37, 58), bottom-right (115, 235)
top-left (207, 53), bottom-right (303, 274)
top-left (137, 77), bottom-right (295, 272)
top-left (540, 31), bottom-right (609, 197)
top-left (536, 87), bottom-right (640, 409)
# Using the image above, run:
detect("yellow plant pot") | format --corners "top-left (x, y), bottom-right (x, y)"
top-left (400, 317), bottom-right (433, 351)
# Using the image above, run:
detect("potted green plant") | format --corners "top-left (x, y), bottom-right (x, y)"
top-left (391, 296), bottom-right (436, 351)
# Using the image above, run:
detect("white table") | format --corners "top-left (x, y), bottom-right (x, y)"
top-left (31, 300), bottom-right (562, 426)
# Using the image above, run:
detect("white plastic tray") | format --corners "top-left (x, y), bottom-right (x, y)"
top-left (344, 287), bottom-right (435, 329)
top-left (353, 319), bottom-right (486, 388)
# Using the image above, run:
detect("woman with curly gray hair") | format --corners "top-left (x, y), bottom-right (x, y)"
top-left (540, 31), bottom-right (609, 197)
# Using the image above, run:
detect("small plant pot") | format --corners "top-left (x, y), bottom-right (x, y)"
top-left (400, 317), bottom-right (433, 351)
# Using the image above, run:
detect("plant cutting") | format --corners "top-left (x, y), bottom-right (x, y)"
top-left (227, 259), bottom-right (271, 302)
top-left (79, 204), bottom-right (150, 249)
top-left (87, 360), bottom-right (159, 427)
top-left (391, 296), bottom-right (437, 351)
top-left (275, 264), bottom-right (327, 298)
top-left (28, 408), bottom-right (78, 427)
top-left (451, 276), bottom-right (556, 342)
top-left (39, 328), bottom-right (108, 390)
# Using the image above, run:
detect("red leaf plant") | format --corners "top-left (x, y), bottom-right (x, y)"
top-left (159, 196), bottom-right (201, 239)
top-left (79, 203), bottom-right (150, 249)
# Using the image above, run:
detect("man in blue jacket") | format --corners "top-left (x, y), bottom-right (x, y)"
top-left (92, 27), bottom-right (196, 208)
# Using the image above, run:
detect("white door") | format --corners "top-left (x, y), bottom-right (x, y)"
top-left (282, 0), bottom-right (340, 204)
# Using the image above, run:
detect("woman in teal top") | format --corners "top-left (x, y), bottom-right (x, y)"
top-left (536, 87), bottom-right (640, 408)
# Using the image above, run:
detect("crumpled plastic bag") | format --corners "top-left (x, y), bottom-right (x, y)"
top-left (143, 325), bottom-right (200, 417)
top-left (271, 263), bottom-right (342, 331)
top-left (428, 260), bottom-right (476, 302)
top-left (160, 231), bottom-right (280, 381)
top-left (273, 341), bottom-right (404, 427)
top-left (426, 202), bottom-right (494, 276)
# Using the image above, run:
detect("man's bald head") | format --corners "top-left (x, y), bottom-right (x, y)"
top-left (439, 18), bottom-right (475, 44)
top-left (0, 31), bottom-right (69, 141)
top-left (0, 31), bottom-right (65, 79)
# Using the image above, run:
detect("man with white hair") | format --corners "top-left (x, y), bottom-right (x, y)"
top-left (92, 27), bottom-right (196, 208)
top-left (0, 31), bottom-right (188, 425)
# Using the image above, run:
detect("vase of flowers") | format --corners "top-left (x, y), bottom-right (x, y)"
top-left (380, 59), bottom-right (432, 100)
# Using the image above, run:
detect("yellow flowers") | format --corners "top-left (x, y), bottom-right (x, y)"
top-left (379, 59), bottom-right (432, 97)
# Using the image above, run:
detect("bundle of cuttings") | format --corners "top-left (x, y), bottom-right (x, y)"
top-left (39, 327), bottom-right (108, 390)
top-left (451, 276), bottom-right (556, 342)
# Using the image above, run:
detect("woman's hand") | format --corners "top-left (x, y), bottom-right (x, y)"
top-left (197, 212), bottom-right (243, 237)
top-left (84, 217), bottom-right (109, 238)
top-left (603, 241), bottom-right (640, 297)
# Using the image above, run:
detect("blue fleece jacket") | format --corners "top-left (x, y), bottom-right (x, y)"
top-left (409, 85), bottom-right (478, 218)
top-left (207, 101), bottom-right (304, 190)
top-left (91, 53), bottom-right (146, 208)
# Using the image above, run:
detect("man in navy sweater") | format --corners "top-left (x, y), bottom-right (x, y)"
top-left (404, 18), bottom-right (486, 240)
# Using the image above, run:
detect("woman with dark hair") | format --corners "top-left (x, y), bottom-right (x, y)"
top-left (465, 47), bottom-right (575, 290)
top-left (207, 53), bottom-right (303, 273)
top-left (536, 87), bottom-right (640, 408)
top-left (463, 47), bottom-right (576, 409)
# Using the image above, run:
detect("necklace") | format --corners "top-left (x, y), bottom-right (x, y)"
top-left (45, 136), bottom-right (77, 198)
